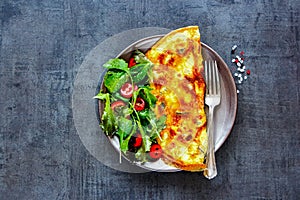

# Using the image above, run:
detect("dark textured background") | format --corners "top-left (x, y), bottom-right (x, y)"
top-left (0, 0), bottom-right (299, 199)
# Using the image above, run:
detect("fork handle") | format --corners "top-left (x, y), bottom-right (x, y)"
top-left (203, 106), bottom-right (217, 179)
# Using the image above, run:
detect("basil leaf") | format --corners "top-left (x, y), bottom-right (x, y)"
top-left (94, 91), bottom-right (116, 136)
top-left (104, 70), bottom-right (128, 93)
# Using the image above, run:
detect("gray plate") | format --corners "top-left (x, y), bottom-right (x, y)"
top-left (100, 35), bottom-right (238, 172)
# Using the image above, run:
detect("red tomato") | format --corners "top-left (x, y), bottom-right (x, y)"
top-left (149, 144), bottom-right (162, 159)
top-left (111, 100), bottom-right (125, 111)
top-left (133, 133), bottom-right (142, 148)
top-left (120, 83), bottom-right (134, 98)
top-left (128, 57), bottom-right (136, 68)
top-left (134, 97), bottom-right (145, 111)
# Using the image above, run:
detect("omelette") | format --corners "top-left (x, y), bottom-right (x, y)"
top-left (146, 26), bottom-right (207, 171)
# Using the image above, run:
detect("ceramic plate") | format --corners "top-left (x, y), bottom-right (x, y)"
top-left (97, 35), bottom-right (237, 172)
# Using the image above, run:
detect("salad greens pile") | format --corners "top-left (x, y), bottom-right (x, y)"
top-left (94, 50), bottom-right (166, 162)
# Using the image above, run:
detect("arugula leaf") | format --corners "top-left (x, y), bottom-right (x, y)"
top-left (103, 58), bottom-right (129, 72)
top-left (146, 110), bottom-right (166, 141)
top-left (143, 135), bottom-right (152, 152)
top-left (131, 86), bottom-right (157, 111)
top-left (135, 147), bottom-right (146, 162)
top-left (134, 50), bottom-right (152, 64)
top-left (128, 101), bottom-right (149, 149)
top-left (94, 91), bottom-right (116, 136)
top-left (138, 109), bottom-right (149, 119)
top-left (112, 92), bottom-right (130, 103)
top-left (135, 135), bottom-right (152, 162)
top-left (104, 70), bottom-right (128, 93)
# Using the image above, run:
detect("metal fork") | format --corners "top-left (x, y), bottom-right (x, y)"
top-left (203, 60), bottom-right (221, 179)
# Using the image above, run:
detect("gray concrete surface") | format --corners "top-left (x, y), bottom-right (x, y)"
top-left (0, 0), bottom-right (299, 199)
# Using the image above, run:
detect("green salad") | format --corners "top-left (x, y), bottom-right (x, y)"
top-left (94, 50), bottom-right (166, 162)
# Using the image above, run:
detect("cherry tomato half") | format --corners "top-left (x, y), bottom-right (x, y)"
top-left (128, 57), bottom-right (136, 68)
top-left (111, 100), bottom-right (126, 111)
top-left (120, 83), bottom-right (133, 98)
top-left (134, 97), bottom-right (145, 111)
top-left (133, 133), bottom-right (143, 148)
top-left (149, 144), bottom-right (162, 159)
top-left (120, 83), bottom-right (138, 98)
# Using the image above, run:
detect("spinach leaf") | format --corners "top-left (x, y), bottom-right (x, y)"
top-left (119, 123), bottom-right (137, 153)
top-left (138, 86), bottom-right (157, 108)
top-left (116, 117), bottom-right (136, 153)
top-left (94, 91), bottom-right (116, 136)
top-left (102, 58), bottom-right (131, 93)
top-left (103, 58), bottom-right (129, 72)
top-left (129, 50), bottom-right (154, 83)
top-left (104, 70), bottom-right (128, 93)
top-left (129, 63), bottom-right (152, 83)
top-left (117, 117), bottom-right (133, 139)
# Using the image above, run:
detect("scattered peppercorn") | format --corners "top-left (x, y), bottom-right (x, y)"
top-left (231, 45), bottom-right (238, 54)
top-left (246, 69), bottom-right (251, 75)
top-left (230, 45), bottom-right (251, 94)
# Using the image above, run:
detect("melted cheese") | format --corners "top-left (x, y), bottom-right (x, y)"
top-left (146, 26), bottom-right (207, 171)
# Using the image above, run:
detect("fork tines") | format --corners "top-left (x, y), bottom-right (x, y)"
top-left (204, 60), bottom-right (220, 96)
